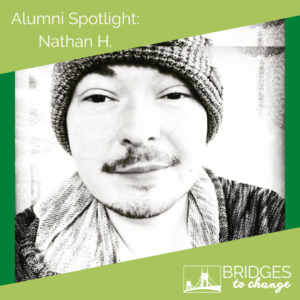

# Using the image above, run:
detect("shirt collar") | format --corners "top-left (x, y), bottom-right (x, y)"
top-left (33, 167), bottom-right (219, 274)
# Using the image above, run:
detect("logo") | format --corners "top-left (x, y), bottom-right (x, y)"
top-left (183, 265), bottom-right (221, 293)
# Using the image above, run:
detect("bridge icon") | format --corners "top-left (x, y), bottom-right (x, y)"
top-left (183, 266), bottom-right (221, 293)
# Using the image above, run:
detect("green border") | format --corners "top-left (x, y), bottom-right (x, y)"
top-left (0, 72), bottom-right (15, 286)
top-left (0, 15), bottom-right (298, 289)
top-left (286, 16), bottom-right (300, 230)
top-left (1, 228), bottom-right (299, 298)
top-left (1, 0), bottom-right (300, 74)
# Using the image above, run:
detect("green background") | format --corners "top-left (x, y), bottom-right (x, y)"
top-left (0, 228), bottom-right (298, 299)
top-left (0, 0), bottom-right (300, 73)
top-left (0, 0), bottom-right (299, 298)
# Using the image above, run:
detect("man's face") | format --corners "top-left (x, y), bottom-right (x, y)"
top-left (67, 64), bottom-right (207, 218)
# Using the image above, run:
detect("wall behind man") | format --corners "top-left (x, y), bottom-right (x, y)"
top-left (203, 20), bottom-right (285, 198)
top-left (15, 21), bottom-right (285, 214)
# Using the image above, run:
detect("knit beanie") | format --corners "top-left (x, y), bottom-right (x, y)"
top-left (51, 36), bottom-right (223, 155)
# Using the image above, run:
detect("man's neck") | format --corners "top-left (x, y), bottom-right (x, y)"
top-left (106, 194), bottom-right (190, 260)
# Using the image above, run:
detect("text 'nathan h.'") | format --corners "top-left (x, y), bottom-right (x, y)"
top-left (15, 36), bottom-right (285, 282)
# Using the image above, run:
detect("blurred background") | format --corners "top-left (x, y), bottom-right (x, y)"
top-left (15, 20), bottom-right (285, 214)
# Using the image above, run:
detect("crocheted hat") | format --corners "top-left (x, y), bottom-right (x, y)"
top-left (51, 36), bottom-right (223, 155)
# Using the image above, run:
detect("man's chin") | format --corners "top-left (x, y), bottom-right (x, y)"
top-left (101, 195), bottom-right (183, 220)
top-left (105, 205), bottom-right (166, 219)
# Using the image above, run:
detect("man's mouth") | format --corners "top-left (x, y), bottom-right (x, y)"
top-left (101, 147), bottom-right (181, 174)
top-left (114, 163), bottom-right (169, 174)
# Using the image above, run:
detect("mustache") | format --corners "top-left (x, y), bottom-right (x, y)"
top-left (101, 147), bottom-right (181, 174)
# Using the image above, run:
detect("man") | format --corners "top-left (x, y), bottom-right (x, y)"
top-left (15, 36), bottom-right (285, 282)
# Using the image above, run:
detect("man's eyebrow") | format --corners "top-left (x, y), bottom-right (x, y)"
top-left (159, 84), bottom-right (188, 94)
top-left (77, 67), bottom-right (117, 96)
top-left (92, 67), bottom-right (116, 77)
top-left (79, 88), bottom-right (117, 97)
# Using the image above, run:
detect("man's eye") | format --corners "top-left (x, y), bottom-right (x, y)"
top-left (163, 93), bottom-right (186, 100)
top-left (83, 95), bottom-right (107, 103)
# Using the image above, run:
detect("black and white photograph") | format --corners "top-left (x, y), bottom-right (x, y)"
top-left (15, 20), bottom-right (285, 282)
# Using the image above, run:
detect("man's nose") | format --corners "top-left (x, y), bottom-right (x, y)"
top-left (118, 102), bottom-right (160, 147)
